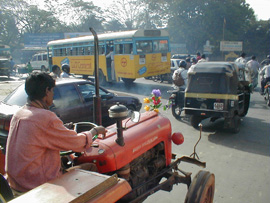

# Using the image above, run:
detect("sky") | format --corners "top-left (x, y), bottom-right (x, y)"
top-left (245, 0), bottom-right (270, 20)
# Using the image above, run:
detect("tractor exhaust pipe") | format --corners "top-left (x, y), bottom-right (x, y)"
top-left (108, 103), bottom-right (128, 146)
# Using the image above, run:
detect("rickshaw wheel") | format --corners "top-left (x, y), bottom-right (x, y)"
top-left (190, 116), bottom-right (203, 129)
top-left (172, 105), bottom-right (183, 119)
top-left (184, 170), bottom-right (215, 203)
top-left (231, 115), bottom-right (240, 134)
top-left (239, 93), bottom-right (250, 117)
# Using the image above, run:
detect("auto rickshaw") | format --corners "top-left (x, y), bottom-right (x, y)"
top-left (184, 62), bottom-right (251, 133)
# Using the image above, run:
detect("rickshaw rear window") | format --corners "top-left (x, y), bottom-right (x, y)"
top-left (187, 73), bottom-right (229, 94)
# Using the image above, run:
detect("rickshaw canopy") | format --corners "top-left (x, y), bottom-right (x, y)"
top-left (187, 62), bottom-right (241, 94)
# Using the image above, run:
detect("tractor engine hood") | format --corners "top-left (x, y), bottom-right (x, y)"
top-left (75, 111), bottom-right (172, 173)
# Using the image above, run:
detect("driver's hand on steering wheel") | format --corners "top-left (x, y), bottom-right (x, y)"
top-left (64, 122), bottom-right (74, 129)
top-left (90, 126), bottom-right (106, 137)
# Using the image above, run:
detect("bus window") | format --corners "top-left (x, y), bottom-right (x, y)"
top-left (136, 40), bottom-right (152, 53)
top-left (63, 48), bottom-right (67, 56)
top-left (38, 55), bottom-right (42, 61)
top-left (67, 48), bottom-right (72, 56)
top-left (78, 47), bottom-right (83, 55)
top-left (53, 49), bottom-right (59, 56)
top-left (115, 44), bottom-right (123, 54)
top-left (153, 40), bottom-right (169, 52)
top-left (74, 47), bottom-right (78, 55)
top-left (43, 54), bottom-right (47, 61)
top-left (86, 47), bottom-right (93, 55)
top-left (99, 45), bottom-right (105, 55)
top-left (124, 44), bottom-right (133, 54)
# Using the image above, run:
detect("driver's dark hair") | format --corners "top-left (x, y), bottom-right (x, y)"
top-left (25, 72), bottom-right (55, 101)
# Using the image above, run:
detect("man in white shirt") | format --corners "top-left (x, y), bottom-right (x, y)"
top-left (235, 52), bottom-right (247, 64)
top-left (259, 63), bottom-right (270, 94)
top-left (60, 64), bottom-right (70, 78)
top-left (246, 55), bottom-right (260, 88)
top-left (172, 60), bottom-right (188, 90)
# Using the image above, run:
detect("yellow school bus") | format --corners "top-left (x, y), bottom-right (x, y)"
top-left (47, 29), bottom-right (171, 84)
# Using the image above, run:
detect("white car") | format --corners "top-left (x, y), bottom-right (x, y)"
top-left (30, 52), bottom-right (49, 71)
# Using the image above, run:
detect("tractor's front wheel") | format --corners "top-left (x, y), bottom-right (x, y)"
top-left (185, 170), bottom-right (215, 203)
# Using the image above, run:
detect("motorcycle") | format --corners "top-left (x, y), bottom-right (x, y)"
top-left (263, 81), bottom-right (270, 106)
top-left (168, 88), bottom-right (185, 120)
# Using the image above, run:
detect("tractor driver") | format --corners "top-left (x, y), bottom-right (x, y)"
top-left (5, 72), bottom-right (106, 193)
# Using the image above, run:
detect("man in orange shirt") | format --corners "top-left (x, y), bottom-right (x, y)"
top-left (5, 72), bottom-right (105, 192)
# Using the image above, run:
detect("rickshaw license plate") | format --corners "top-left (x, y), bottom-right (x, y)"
top-left (214, 102), bottom-right (224, 110)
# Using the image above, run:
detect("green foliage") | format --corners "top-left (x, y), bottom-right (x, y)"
top-left (0, 0), bottom-right (269, 59)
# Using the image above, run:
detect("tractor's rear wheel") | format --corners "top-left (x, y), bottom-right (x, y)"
top-left (185, 170), bottom-right (215, 203)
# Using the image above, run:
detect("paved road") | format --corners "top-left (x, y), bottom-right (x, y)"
top-left (1, 76), bottom-right (269, 203)
top-left (101, 78), bottom-right (270, 203)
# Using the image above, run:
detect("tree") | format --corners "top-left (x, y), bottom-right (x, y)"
top-left (147, 0), bottom-right (256, 55)
top-left (103, 0), bottom-right (164, 30)
top-left (244, 20), bottom-right (270, 58)
top-left (0, 9), bottom-right (19, 48)
top-left (51, 0), bottom-right (105, 32)
top-left (103, 20), bottom-right (126, 32)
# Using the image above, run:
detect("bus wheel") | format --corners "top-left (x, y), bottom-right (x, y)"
top-left (99, 70), bottom-right (107, 85)
top-left (185, 170), bottom-right (215, 203)
top-left (122, 78), bottom-right (135, 85)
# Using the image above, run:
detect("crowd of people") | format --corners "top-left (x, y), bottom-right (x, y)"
top-left (234, 53), bottom-right (270, 94)
top-left (171, 52), bottom-right (208, 90)
top-left (170, 51), bottom-right (270, 96)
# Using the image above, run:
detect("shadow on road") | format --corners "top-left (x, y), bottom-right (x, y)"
top-left (206, 116), bottom-right (270, 157)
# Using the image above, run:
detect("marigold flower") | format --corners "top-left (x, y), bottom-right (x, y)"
top-left (144, 97), bottom-right (150, 103)
top-left (153, 108), bottom-right (159, 113)
top-left (144, 105), bottom-right (150, 111)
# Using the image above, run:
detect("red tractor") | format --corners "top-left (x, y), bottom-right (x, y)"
top-left (1, 105), bottom-right (215, 203)
top-left (0, 28), bottom-right (215, 203)
top-left (68, 104), bottom-right (215, 203)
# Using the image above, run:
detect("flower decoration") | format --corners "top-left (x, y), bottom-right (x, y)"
top-left (143, 89), bottom-right (163, 113)
top-left (163, 100), bottom-right (172, 110)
